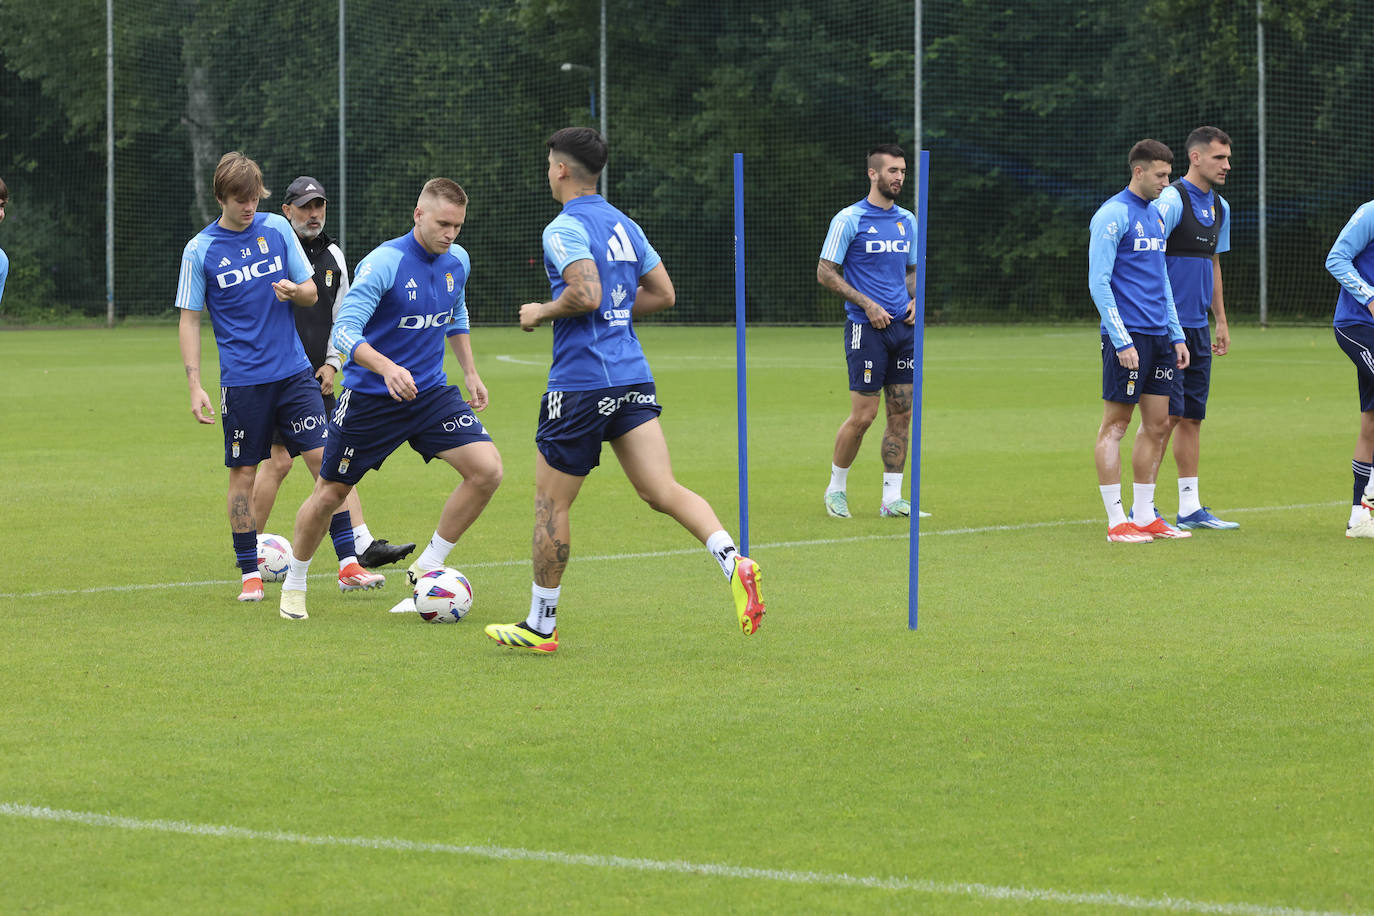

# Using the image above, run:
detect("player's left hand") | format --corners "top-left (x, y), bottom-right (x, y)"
top-left (1212, 322), bottom-right (1230, 356)
top-left (272, 279), bottom-right (298, 302)
top-left (316, 364), bottom-right (337, 396)
top-left (1175, 342), bottom-right (1190, 370)
top-left (519, 302), bottom-right (544, 331)
top-left (903, 300), bottom-right (916, 326)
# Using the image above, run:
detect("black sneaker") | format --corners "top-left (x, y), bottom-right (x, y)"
top-left (357, 538), bottom-right (417, 568)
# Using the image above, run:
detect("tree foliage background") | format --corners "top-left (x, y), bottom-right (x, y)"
top-left (0, 0), bottom-right (1370, 324)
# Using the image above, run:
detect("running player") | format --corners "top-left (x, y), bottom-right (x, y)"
top-left (1326, 197), bottom-right (1374, 538)
top-left (279, 178), bottom-right (502, 621)
top-left (1154, 126), bottom-right (1238, 530)
top-left (249, 176), bottom-right (416, 568)
top-left (1089, 139), bottom-right (1191, 543)
top-left (817, 144), bottom-right (921, 520)
top-left (483, 127), bottom-right (764, 653)
top-left (175, 151), bottom-right (383, 604)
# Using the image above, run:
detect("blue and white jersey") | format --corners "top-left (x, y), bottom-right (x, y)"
top-left (0, 245), bottom-right (8, 306)
top-left (332, 230), bottom-right (471, 398)
top-left (1156, 180), bottom-right (1231, 328)
top-left (541, 194), bottom-right (660, 391)
top-left (820, 199), bottom-right (918, 323)
top-left (175, 212), bottom-right (314, 386)
top-left (1088, 188), bottom-right (1183, 351)
top-left (1327, 200), bottom-right (1374, 329)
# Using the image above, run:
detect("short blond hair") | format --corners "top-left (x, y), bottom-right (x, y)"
top-left (213, 152), bottom-right (269, 202)
top-left (419, 178), bottom-right (468, 208)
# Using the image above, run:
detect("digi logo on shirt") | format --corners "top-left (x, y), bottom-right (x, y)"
top-left (214, 255), bottom-right (284, 289)
top-left (865, 239), bottom-right (910, 254)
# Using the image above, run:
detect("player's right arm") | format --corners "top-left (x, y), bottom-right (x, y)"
top-left (817, 207), bottom-right (891, 329)
top-left (1326, 201), bottom-right (1374, 317)
top-left (816, 258), bottom-right (890, 329)
top-left (174, 237), bottom-right (214, 423)
top-left (332, 248), bottom-right (416, 400)
top-left (1088, 201), bottom-right (1136, 368)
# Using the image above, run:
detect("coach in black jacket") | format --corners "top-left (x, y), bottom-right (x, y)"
top-left (249, 176), bottom-right (416, 569)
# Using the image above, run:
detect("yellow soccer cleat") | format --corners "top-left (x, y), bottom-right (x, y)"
top-left (730, 556), bottom-right (765, 635)
top-left (484, 621), bottom-right (559, 653)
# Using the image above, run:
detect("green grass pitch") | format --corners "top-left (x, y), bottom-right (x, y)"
top-left (1, 324), bottom-right (1371, 914)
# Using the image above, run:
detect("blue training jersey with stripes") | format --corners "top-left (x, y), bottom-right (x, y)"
top-left (332, 230), bottom-right (471, 398)
top-left (819, 198), bottom-right (918, 324)
top-left (174, 212), bottom-right (314, 386)
top-left (1087, 188), bottom-right (1183, 350)
top-left (541, 194), bottom-right (661, 391)
top-left (1327, 200), bottom-right (1374, 329)
top-left (1156, 180), bottom-right (1230, 328)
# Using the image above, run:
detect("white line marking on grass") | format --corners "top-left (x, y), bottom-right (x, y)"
top-left (0, 803), bottom-right (1361, 916)
top-left (0, 502), bottom-right (1342, 600)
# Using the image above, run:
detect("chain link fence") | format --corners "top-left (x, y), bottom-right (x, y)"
top-left (1, 0), bottom-right (1370, 325)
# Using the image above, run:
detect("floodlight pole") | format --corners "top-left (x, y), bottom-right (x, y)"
top-left (908, 150), bottom-right (929, 631)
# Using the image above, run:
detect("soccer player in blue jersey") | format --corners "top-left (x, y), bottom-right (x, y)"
top-left (1154, 126), bottom-right (1238, 530)
top-left (175, 152), bottom-right (383, 605)
top-left (279, 178), bottom-right (503, 621)
top-left (1326, 198), bottom-right (1374, 538)
top-left (484, 127), bottom-right (765, 653)
top-left (817, 144), bottom-right (920, 520)
top-left (1089, 139), bottom-right (1192, 543)
top-left (249, 176), bottom-right (416, 569)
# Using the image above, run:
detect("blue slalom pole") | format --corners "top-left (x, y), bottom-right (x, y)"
top-left (733, 152), bottom-right (749, 555)
top-left (909, 149), bottom-right (929, 631)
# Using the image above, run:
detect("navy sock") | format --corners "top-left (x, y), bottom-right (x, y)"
top-left (1354, 460), bottom-right (1372, 506)
top-left (329, 511), bottom-right (357, 561)
top-left (233, 530), bottom-right (259, 577)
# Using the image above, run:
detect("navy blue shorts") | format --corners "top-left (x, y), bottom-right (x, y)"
top-left (321, 384), bottom-right (493, 485)
top-left (844, 319), bottom-right (915, 392)
top-left (220, 368), bottom-right (327, 467)
top-left (536, 383), bottom-right (663, 477)
top-left (273, 391), bottom-right (335, 448)
top-left (1169, 325), bottom-right (1212, 420)
top-left (1334, 324), bottom-right (1374, 412)
top-left (1101, 333), bottom-right (1176, 404)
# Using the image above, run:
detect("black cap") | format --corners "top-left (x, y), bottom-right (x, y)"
top-left (283, 176), bottom-right (327, 206)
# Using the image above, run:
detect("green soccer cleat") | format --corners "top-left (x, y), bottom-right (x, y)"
top-left (880, 497), bottom-right (911, 518)
top-left (279, 588), bottom-right (309, 620)
top-left (824, 490), bottom-right (850, 518)
top-left (485, 621), bottom-right (559, 653)
top-left (730, 556), bottom-right (765, 635)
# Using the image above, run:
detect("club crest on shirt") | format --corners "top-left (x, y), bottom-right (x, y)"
top-left (257, 236), bottom-right (269, 254)
top-left (897, 222), bottom-right (906, 236)
top-left (446, 272), bottom-right (454, 293)
top-left (324, 270), bottom-right (333, 288)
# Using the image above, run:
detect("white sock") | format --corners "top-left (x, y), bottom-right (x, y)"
top-left (827, 463), bottom-right (849, 494)
top-left (705, 530), bottom-right (739, 578)
top-left (416, 532), bottom-right (457, 570)
top-left (882, 472), bottom-right (903, 505)
top-left (1350, 504), bottom-right (1370, 527)
top-left (1100, 484), bottom-right (1127, 527)
top-left (284, 555), bottom-right (312, 591)
top-left (1131, 483), bottom-right (1157, 525)
top-left (352, 523), bottom-right (374, 553)
top-left (525, 583), bottom-right (559, 635)
top-left (1178, 477), bottom-right (1202, 516)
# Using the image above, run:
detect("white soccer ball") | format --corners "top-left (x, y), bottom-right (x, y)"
top-left (257, 533), bottom-right (292, 582)
top-left (413, 567), bottom-right (473, 623)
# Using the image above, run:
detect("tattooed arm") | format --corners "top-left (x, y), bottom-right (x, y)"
top-left (519, 259), bottom-right (602, 331)
top-left (817, 257), bottom-right (892, 329)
